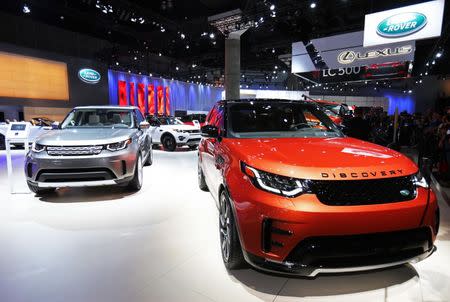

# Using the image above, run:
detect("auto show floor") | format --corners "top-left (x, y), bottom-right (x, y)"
top-left (0, 149), bottom-right (449, 302)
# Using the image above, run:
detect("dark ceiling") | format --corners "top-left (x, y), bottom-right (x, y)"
top-left (0, 0), bottom-right (449, 89)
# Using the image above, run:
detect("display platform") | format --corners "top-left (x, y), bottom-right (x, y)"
top-left (0, 150), bottom-right (449, 302)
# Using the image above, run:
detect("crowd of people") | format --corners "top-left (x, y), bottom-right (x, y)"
top-left (344, 106), bottom-right (450, 185)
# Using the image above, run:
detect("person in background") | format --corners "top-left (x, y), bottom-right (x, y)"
top-left (345, 107), bottom-right (371, 141)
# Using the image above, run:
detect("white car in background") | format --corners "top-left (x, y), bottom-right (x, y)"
top-left (146, 116), bottom-right (201, 151)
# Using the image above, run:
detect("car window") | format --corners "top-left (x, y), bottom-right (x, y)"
top-left (207, 105), bottom-right (224, 129)
top-left (61, 109), bottom-right (134, 129)
top-left (227, 102), bottom-right (342, 139)
top-left (135, 110), bottom-right (144, 124)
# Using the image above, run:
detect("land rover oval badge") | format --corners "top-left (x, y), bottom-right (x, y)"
top-left (377, 12), bottom-right (427, 38)
top-left (78, 68), bottom-right (101, 84)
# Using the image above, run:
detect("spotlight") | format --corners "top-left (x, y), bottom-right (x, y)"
top-left (270, 4), bottom-right (275, 10)
top-left (161, 27), bottom-right (165, 32)
top-left (310, 2), bottom-right (317, 8)
top-left (180, 33), bottom-right (185, 39)
top-left (436, 52), bottom-right (442, 58)
top-left (209, 33), bottom-right (215, 39)
top-left (23, 4), bottom-right (31, 14)
top-left (115, 62), bottom-right (119, 66)
top-left (176, 66), bottom-right (179, 71)
top-left (408, 90), bottom-right (412, 94)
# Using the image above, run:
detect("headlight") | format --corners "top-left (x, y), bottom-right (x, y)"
top-left (241, 162), bottom-right (307, 197)
top-left (174, 129), bottom-right (186, 133)
top-left (32, 142), bottom-right (46, 153)
top-left (413, 172), bottom-right (429, 188)
top-left (106, 139), bottom-right (132, 151)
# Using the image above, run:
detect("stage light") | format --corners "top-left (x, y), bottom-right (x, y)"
top-left (436, 52), bottom-right (442, 58)
top-left (270, 4), bottom-right (275, 10)
top-left (180, 33), bottom-right (185, 39)
top-left (310, 2), bottom-right (317, 8)
top-left (23, 4), bottom-right (31, 14)
top-left (115, 62), bottom-right (119, 66)
top-left (209, 33), bottom-right (215, 39)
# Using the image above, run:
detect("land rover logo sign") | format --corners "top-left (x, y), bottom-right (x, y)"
top-left (78, 68), bottom-right (101, 84)
top-left (377, 12), bottom-right (427, 38)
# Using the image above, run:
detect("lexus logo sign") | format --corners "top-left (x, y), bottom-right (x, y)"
top-left (337, 45), bottom-right (413, 65)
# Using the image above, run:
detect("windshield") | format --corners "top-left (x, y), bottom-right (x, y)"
top-left (61, 109), bottom-right (134, 129)
top-left (228, 102), bottom-right (343, 138)
top-left (157, 117), bottom-right (183, 125)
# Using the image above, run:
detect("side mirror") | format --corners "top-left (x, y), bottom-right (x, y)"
top-left (51, 122), bottom-right (60, 130)
top-left (139, 121), bottom-right (150, 129)
top-left (201, 125), bottom-right (219, 138)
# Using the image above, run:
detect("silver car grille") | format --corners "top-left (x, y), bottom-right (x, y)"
top-left (185, 130), bottom-right (200, 134)
top-left (46, 145), bottom-right (103, 156)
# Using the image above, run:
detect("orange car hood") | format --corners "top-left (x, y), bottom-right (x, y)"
top-left (225, 137), bottom-right (418, 180)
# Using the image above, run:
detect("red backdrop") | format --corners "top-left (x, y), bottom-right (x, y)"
top-left (157, 86), bottom-right (164, 115)
top-left (165, 87), bottom-right (171, 116)
top-left (137, 83), bottom-right (145, 114)
top-left (148, 84), bottom-right (155, 115)
top-left (118, 81), bottom-right (127, 106)
top-left (129, 82), bottom-right (135, 106)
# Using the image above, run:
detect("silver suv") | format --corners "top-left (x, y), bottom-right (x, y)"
top-left (25, 106), bottom-right (153, 194)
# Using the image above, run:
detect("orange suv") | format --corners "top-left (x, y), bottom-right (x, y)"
top-left (198, 99), bottom-right (439, 277)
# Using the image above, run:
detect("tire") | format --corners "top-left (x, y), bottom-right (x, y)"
top-left (27, 183), bottom-right (55, 195)
top-left (198, 161), bottom-right (209, 192)
top-left (127, 154), bottom-right (143, 191)
top-left (144, 148), bottom-right (153, 166)
top-left (219, 190), bottom-right (245, 270)
top-left (162, 134), bottom-right (176, 152)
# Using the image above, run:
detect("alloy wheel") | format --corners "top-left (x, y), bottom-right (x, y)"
top-left (219, 193), bottom-right (232, 262)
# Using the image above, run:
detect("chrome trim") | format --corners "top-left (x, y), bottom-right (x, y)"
top-left (244, 246), bottom-right (436, 277)
top-left (309, 245), bottom-right (436, 276)
top-left (37, 180), bottom-right (117, 188)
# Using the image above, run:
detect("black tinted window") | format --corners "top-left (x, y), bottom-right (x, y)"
top-left (228, 102), bottom-right (342, 138)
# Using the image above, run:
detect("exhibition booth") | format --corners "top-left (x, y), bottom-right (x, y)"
top-left (0, 0), bottom-right (449, 301)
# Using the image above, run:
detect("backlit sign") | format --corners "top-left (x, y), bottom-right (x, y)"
top-left (78, 68), bottom-right (101, 84)
top-left (363, 0), bottom-right (444, 47)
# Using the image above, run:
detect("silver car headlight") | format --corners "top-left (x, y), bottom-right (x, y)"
top-left (106, 139), bottom-right (132, 151)
top-left (174, 129), bottom-right (187, 133)
top-left (32, 142), bottom-right (46, 153)
top-left (413, 172), bottom-right (429, 188)
top-left (241, 162), bottom-right (308, 197)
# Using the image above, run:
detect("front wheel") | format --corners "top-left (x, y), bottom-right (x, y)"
top-left (127, 154), bottom-right (143, 191)
top-left (162, 135), bottom-right (176, 152)
top-left (219, 191), bottom-right (245, 269)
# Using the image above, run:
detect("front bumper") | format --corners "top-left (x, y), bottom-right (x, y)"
top-left (25, 147), bottom-right (138, 188)
top-left (175, 133), bottom-right (201, 146)
top-left (245, 245), bottom-right (436, 277)
top-left (226, 173), bottom-right (439, 276)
